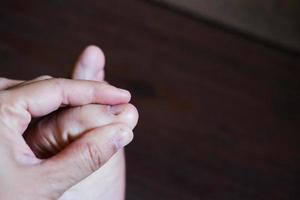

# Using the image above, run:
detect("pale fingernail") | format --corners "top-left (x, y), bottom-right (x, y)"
top-left (113, 127), bottom-right (133, 149)
top-left (119, 88), bottom-right (131, 97)
top-left (109, 104), bottom-right (125, 115)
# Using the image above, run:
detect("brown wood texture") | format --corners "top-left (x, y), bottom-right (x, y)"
top-left (154, 0), bottom-right (300, 51)
top-left (0, 0), bottom-right (299, 199)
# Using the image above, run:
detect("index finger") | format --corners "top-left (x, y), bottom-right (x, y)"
top-left (0, 78), bottom-right (130, 132)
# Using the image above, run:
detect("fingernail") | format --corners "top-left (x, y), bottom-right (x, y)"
top-left (119, 88), bottom-right (131, 97)
top-left (113, 127), bottom-right (133, 150)
top-left (109, 104), bottom-right (125, 115)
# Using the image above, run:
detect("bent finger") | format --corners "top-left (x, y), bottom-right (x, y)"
top-left (0, 78), bottom-right (130, 133)
top-left (25, 103), bottom-right (138, 158)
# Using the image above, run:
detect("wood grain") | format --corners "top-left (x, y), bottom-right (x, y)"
top-left (0, 0), bottom-right (299, 199)
top-left (154, 0), bottom-right (300, 52)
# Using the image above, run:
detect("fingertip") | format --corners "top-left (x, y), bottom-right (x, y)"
top-left (120, 88), bottom-right (131, 101)
top-left (112, 124), bottom-right (134, 150)
top-left (110, 104), bottom-right (139, 129)
top-left (122, 103), bottom-right (139, 129)
top-left (82, 123), bottom-right (133, 151)
top-left (83, 45), bottom-right (105, 67)
top-left (73, 45), bottom-right (105, 81)
top-left (102, 84), bottom-right (131, 103)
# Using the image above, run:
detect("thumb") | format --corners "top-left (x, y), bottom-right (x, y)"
top-left (39, 123), bottom-right (133, 197)
top-left (72, 45), bottom-right (105, 81)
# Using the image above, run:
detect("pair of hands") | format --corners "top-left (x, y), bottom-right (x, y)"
top-left (0, 46), bottom-right (138, 199)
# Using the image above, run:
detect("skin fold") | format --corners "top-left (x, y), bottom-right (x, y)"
top-left (0, 46), bottom-right (138, 199)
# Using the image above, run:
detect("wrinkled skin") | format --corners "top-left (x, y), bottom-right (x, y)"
top-left (0, 46), bottom-right (138, 199)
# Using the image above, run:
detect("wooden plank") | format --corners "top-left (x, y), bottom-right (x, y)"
top-left (154, 0), bottom-right (300, 52)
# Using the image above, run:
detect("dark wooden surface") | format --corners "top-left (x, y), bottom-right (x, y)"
top-left (154, 0), bottom-right (300, 51)
top-left (0, 0), bottom-right (300, 199)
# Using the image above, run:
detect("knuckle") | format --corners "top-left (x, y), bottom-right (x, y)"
top-left (73, 105), bottom-right (90, 126)
top-left (0, 90), bottom-right (9, 100)
top-left (50, 78), bottom-right (67, 102)
top-left (0, 91), bottom-right (13, 109)
top-left (0, 91), bottom-right (30, 131)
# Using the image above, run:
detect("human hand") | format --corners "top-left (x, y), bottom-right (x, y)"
top-left (29, 46), bottom-right (138, 199)
top-left (0, 77), bottom-right (133, 199)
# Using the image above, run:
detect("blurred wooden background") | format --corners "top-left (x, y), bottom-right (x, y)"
top-left (155, 0), bottom-right (300, 52)
top-left (0, 0), bottom-right (299, 199)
